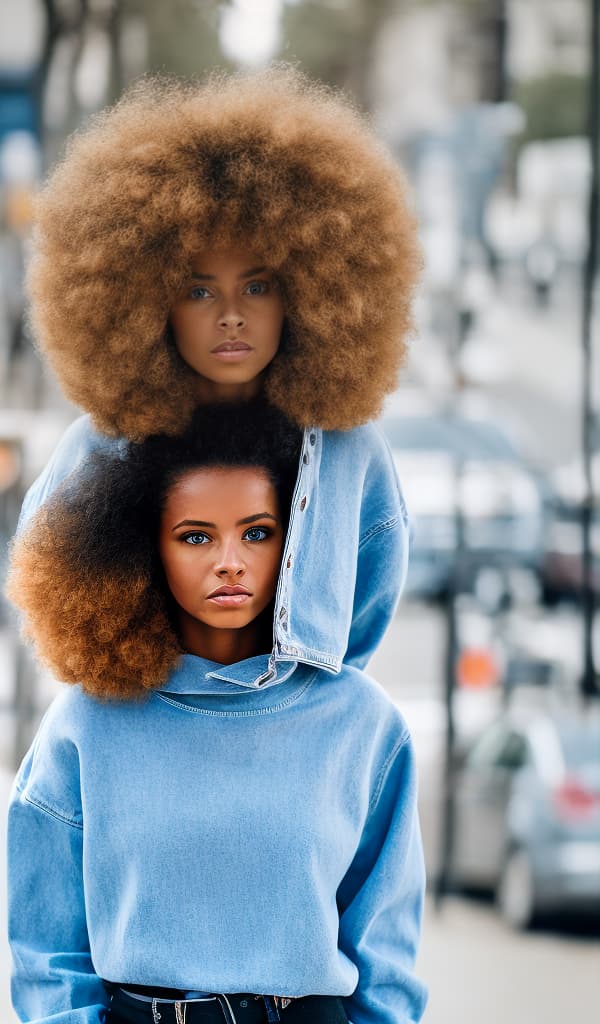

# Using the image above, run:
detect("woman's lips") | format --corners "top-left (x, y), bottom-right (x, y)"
top-left (207, 584), bottom-right (252, 607)
top-left (210, 340), bottom-right (254, 363)
top-left (208, 593), bottom-right (250, 607)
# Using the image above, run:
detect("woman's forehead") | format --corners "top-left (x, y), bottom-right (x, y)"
top-left (162, 466), bottom-right (277, 518)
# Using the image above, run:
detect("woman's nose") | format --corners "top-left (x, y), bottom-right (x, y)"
top-left (214, 544), bottom-right (246, 577)
top-left (218, 309), bottom-right (245, 331)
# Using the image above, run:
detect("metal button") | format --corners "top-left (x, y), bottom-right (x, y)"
top-left (286, 555), bottom-right (292, 568)
top-left (299, 496), bottom-right (307, 510)
top-left (309, 433), bottom-right (316, 446)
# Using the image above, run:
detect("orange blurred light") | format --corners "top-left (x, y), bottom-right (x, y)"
top-left (456, 647), bottom-right (499, 689)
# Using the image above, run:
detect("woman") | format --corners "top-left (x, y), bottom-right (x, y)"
top-left (8, 401), bottom-right (427, 1024)
top-left (19, 65), bottom-right (420, 676)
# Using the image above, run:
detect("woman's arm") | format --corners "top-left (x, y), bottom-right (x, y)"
top-left (8, 722), bottom-right (109, 1023)
top-left (337, 732), bottom-right (428, 1024)
top-left (346, 512), bottom-right (409, 669)
top-left (345, 425), bottom-right (410, 670)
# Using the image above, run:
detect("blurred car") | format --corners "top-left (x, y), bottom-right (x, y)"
top-left (381, 399), bottom-right (548, 600)
top-left (541, 454), bottom-right (600, 603)
top-left (450, 705), bottom-right (600, 928)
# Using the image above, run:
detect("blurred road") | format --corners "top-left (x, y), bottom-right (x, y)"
top-left (412, 269), bottom-right (591, 472)
top-left (418, 893), bottom-right (599, 1024)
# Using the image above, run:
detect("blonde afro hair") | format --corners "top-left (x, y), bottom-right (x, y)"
top-left (29, 65), bottom-right (421, 440)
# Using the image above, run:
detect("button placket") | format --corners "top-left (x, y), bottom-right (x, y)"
top-left (274, 427), bottom-right (318, 657)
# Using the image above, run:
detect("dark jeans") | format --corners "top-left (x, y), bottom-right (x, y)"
top-left (107, 988), bottom-right (349, 1024)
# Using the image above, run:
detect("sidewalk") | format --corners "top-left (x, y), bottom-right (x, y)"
top-left (418, 893), bottom-right (599, 1023)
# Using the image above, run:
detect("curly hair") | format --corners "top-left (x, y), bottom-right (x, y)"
top-left (7, 400), bottom-right (301, 700)
top-left (28, 65), bottom-right (421, 440)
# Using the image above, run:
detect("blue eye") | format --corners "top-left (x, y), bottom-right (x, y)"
top-left (245, 281), bottom-right (268, 296)
top-left (182, 532), bottom-right (210, 545)
top-left (190, 286), bottom-right (212, 300)
top-left (243, 526), bottom-right (270, 542)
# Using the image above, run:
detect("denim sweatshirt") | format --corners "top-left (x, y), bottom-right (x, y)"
top-left (9, 655), bottom-right (427, 1024)
top-left (17, 415), bottom-right (408, 675)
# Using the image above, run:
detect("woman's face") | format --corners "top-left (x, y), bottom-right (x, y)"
top-left (169, 248), bottom-right (285, 395)
top-left (158, 466), bottom-right (284, 639)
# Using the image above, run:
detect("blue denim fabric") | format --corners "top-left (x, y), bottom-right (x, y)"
top-left (17, 416), bottom-right (409, 677)
top-left (8, 657), bottom-right (427, 1024)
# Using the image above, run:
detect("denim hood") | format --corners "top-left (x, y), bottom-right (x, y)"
top-left (17, 416), bottom-right (409, 694)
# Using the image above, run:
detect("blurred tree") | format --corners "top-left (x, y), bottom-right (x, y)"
top-left (278, 0), bottom-right (395, 110)
top-left (125, 0), bottom-right (232, 78)
top-left (514, 72), bottom-right (587, 144)
top-left (449, 0), bottom-right (508, 102)
top-left (35, 0), bottom-right (235, 164)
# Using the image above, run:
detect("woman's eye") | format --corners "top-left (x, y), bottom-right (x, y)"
top-left (243, 526), bottom-right (270, 542)
top-left (182, 532), bottom-right (210, 545)
top-left (190, 286), bottom-right (212, 300)
top-left (245, 281), bottom-right (268, 296)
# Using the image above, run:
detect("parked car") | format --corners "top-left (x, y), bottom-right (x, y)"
top-left (450, 705), bottom-right (600, 928)
top-left (381, 400), bottom-right (548, 600)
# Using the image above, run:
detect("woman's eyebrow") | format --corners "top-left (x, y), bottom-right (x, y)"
top-left (237, 513), bottom-right (278, 525)
top-left (172, 518), bottom-right (215, 530)
top-left (172, 513), bottom-right (278, 531)
top-left (239, 266), bottom-right (267, 278)
top-left (190, 267), bottom-right (268, 281)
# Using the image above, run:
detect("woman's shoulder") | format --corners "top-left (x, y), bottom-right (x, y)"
top-left (12, 686), bottom-right (93, 821)
top-left (18, 415), bottom-right (124, 530)
top-left (320, 662), bottom-right (410, 740)
top-left (55, 413), bottom-right (122, 456)
top-left (322, 419), bottom-right (387, 452)
top-left (28, 684), bottom-right (95, 744)
top-left (320, 420), bottom-right (397, 479)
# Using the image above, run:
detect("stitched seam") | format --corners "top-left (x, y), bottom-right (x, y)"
top-left (358, 515), bottom-right (400, 551)
top-left (209, 662), bottom-right (297, 687)
top-left (368, 730), bottom-right (410, 813)
top-left (278, 645), bottom-right (340, 669)
top-left (24, 793), bottom-right (83, 830)
top-left (154, 673), bottom-right (316, 716)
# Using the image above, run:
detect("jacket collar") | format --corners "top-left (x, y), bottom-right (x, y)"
top-left (159, 653), bottom-right (298, 696)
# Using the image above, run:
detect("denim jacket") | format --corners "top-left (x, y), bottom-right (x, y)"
top-left (18, 414), bottom-right (409, 679)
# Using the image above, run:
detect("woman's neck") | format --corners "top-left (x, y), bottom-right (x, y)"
top-left (194, 374), bottom-right (265, 404)
top-left (177, 613), bottom-right (268, 665)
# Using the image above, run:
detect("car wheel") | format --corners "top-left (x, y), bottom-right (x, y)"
top-left (497, 848), bottom-right (537, 930)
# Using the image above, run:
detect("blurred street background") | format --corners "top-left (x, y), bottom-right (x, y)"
top-left (1, 1), bottom-right (600, 1022)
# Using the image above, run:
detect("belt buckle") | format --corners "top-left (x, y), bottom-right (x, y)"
top-left (274, 998), bottom-right (293, 1011)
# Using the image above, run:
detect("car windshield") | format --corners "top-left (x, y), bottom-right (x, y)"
top-left (382, 415), bottom-right (521, 462)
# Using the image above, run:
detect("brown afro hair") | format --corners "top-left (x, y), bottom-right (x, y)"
top-left (28, 65), bottom-right (421, 441)
top-left (6, 400), bottom-right (301, 700)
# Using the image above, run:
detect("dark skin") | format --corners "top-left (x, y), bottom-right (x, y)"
top-left (169, 247), bottom-right (285, 405)
top-left (158, 466), bottom-right (284, 665)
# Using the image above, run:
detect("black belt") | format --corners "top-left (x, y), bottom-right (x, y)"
top-left (107, 986), bottom-right (348, 1024)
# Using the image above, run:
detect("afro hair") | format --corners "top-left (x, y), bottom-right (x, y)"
top-left (28, 65), bottom-right (421, 441)
top-left (7, 400), bottom-right (302, 699)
